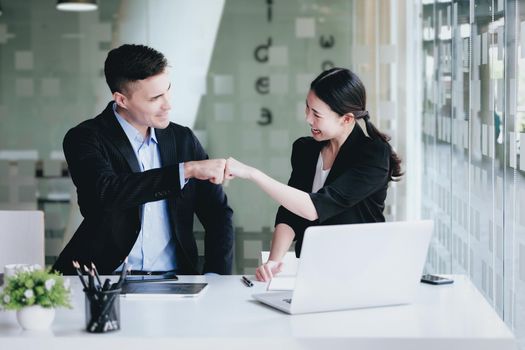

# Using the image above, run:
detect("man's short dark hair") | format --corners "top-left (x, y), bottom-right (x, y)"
top-left (104, 44), bottom-right (168, 94)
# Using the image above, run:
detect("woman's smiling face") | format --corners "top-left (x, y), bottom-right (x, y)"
top-left (305, 90), bottom-right (353, 141)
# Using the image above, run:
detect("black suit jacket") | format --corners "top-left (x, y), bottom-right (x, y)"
top-left (275, 122), bottom-right (391, 257)
top-left (53, 102), bottom-right (234, 275)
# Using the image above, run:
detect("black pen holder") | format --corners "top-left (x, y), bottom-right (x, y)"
top-left (84, 288), bottom-right (121, 333)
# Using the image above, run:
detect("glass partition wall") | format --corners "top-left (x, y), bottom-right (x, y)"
top-left (198, 0), bottom-right (409, 273)
top-left (0, 0), bottom-right (406, 272)
top-left (421, 0), bottom-right (525, 347)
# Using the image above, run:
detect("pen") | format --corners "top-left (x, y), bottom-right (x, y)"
top-left (115, 262), bottom-right (131, 290)
top-left (102, 278), bottom-right (111, 291)
top-left (113, 257), bottom-right (128, 290)
top-left (242, 275), bottom-right (254, 287)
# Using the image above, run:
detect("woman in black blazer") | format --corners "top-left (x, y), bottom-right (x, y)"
top-left (225, 68), bottom-right (402, 281)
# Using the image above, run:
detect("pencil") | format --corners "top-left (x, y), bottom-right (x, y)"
top-left (72, 261), bottom-right (88, 290)
top-left (91, 262), bottom-right (102, 287)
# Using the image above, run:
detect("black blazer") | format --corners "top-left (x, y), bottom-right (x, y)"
top-left (53, 102), bottom-right (234, 275)
top-left (275, 122), bottom-right (391, 257)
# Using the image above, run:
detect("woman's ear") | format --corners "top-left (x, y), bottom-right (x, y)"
top-left (342, 113), bottom-right (355, 124)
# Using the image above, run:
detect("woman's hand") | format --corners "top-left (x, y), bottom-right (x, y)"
top-left (225, 157), bottom-right (254, 180)
top-left (255, 260), bottom-right (284, 282)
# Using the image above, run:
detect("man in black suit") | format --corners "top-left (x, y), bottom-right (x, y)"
top-left (53, 44), bottom-right (234, 275)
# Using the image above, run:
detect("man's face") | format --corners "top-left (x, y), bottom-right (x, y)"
top-left (115, 70), bottom-right (172, 134)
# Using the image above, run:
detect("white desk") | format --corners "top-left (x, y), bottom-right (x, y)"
top-left (0, 275), bottom-right (516, 350)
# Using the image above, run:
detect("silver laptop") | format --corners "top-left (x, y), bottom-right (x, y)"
top-left (253, 220), bottom-right (433, 314)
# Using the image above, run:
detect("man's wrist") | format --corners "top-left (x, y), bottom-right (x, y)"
top-left (183, 161), bottom-right (194, 179)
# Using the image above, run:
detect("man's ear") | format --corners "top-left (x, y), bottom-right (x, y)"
top-left (113, 91), bottom-right (127, 109)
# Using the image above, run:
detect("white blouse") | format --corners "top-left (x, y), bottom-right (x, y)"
top-left (312, 152), bottom-right (331, 193)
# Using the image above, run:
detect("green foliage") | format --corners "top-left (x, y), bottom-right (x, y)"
top-left (0, 268), bottom-right (72, 311)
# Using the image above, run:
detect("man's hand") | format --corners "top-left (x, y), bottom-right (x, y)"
top-left (184, 159), bottom-right (226, 184)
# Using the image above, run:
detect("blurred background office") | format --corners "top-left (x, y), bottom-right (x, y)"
top-left (0, 0), bottom-right (524, 347)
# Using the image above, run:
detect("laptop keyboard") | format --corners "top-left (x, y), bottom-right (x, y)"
top-left (283, 298), bottom-right (292, 304)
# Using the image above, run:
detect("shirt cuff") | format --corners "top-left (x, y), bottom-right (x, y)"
top-left (179, 163), bottom-right (189, 189)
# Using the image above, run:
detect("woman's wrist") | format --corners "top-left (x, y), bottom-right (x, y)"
top-left (247, 166), bottom-right (260, 181)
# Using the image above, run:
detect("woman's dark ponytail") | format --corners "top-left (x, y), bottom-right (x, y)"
top-left (365, 121), bottom-right (403, 181)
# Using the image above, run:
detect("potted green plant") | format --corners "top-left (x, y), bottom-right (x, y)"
top-left (0, 266), bottom-right (72, 330)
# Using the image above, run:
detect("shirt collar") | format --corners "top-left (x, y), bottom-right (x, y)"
top-left (112, 103), bottom-right (158, 150)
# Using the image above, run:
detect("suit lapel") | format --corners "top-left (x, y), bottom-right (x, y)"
top-left (99, 102), bottom-right (141, 173)
top-left (155, 126), bottom-right (181, 254)
top-left (324, 127), bottom-right (359, 185)
top-left (301, 140), bottom-right (323, 192)
top-left (155, 126), bottom-right (177, 167)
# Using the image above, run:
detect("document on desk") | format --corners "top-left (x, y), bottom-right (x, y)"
top-left (120, 282), bottom-right (208, 299)
top-left (267, 276), bottom-right (296, 291)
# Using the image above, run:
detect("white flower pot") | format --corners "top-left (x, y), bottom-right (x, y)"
top-left (16, 305), bottom-right (55, 330)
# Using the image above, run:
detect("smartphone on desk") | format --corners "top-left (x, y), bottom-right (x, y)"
top-left (125, 271), bottom-right (178, 283)
top-left (421, 274), bottom-right (453, 285)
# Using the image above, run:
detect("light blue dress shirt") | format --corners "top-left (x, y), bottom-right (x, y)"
top-left (113, 103), bottom-right (183, 272)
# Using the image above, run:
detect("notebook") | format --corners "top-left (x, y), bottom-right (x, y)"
top-left (253, 220), bottom-right (433, 314)
top-left (120, 282), bottom-right (208, 299)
